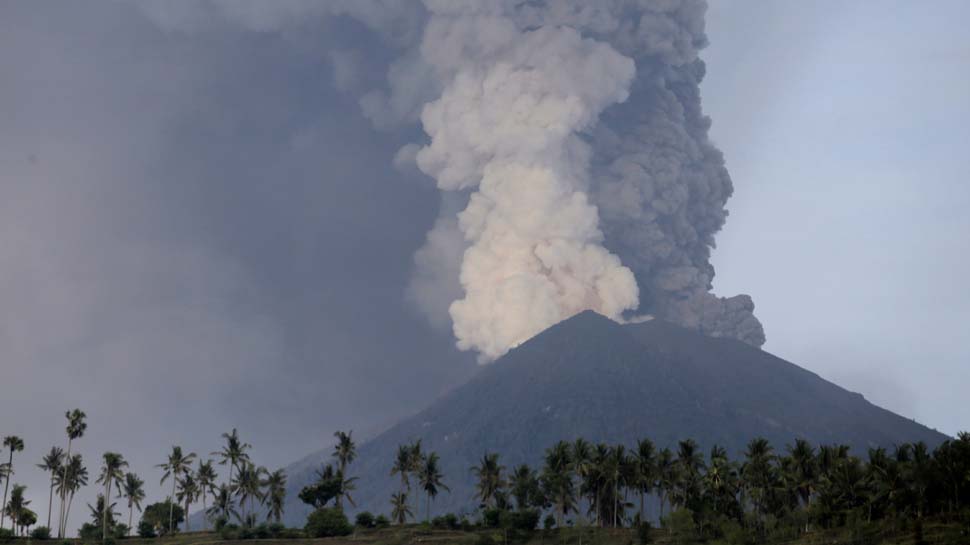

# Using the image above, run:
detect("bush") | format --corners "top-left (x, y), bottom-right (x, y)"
top-left (219, 523), bottom-right (240, 541)
top-left (0, 529), bottom-right (13, 543)
top-left (475, 533), bottom-right (496, 545)
top-left (665, 510), bottom-right (697, 545)
top-left (267, 522), bottom-right (286, 537)
top-left (212, 516), bottom-right (229, 531)
top-left (374, 514), bottom-right (390, 529)
top-left (501, 510), bottom-right (539, 531)
top-left (432, 513), bottom-right (459, 530)
top-left (305, 508), bottom-right (352, 538)
top-left (31, 526), bottom-right (52, 540)
top-left (355, 511), bottom-right (376, 529)
top-left (254, 523), bottom-right (272, 539)
top-left (482, 508), bottom-right (501, 528)
top-left (137, 520), bottom-right (156, 538)
top-left (543, 514), bottom-right (556, 530)
top-left (637, 520), bottom-right (653, 544)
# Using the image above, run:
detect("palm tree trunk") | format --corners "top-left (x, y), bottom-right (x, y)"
top-left (103, 478), bottom-right (111, 544)
top-left (426, 492), bottom-right (431, 523)
top-left (129, 503), bottom-right (134, 537)
top-left (66, 490), bottom-right (77, 533)
top-left (170, 477), bottom-right (176, 533)
top-left (58, 438), bottom-right (73, 538)
top-left (202, 492), bottom-right (207, 531)
top-left (185, 499), bottom-right (190, 532)
top-left (47, 479), bottom-right (55, 529)
top-left (1, 451), bottom-right (13, 530)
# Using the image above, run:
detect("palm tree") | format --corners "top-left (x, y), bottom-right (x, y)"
top-left (195, 460), bottom-right (218, 530)
top-left (158, 446), bottom-right (197, 533)
top-left (510, 464), bottom-right (538, 511)
top-left (58, 454), bottom-right (88, 534)
top-left (96, 452), bottom-right (127, 543)
top-left (86, 494), bottom-right (118, 537)
top-left (3, 484), bottom-right (29, 536)
top-left (206, 485), bottom-right (238, 526)
top-left (233, 462), bottom-right (266, 527)
top-left (390, 444), bottom-right (413, 495)
top-left (742, 437), bottom-right (776, 527)
top-left (332, 431), bottom-right (356, 510)
top-left (121, 473), bottom-right (145, 536)
top-left (262, 469), bottom-right (287, 523)
top-left (16, 508), bottom-right (36, 537)
top-left (1, 436), bottom-right (24, 530)
top-left (471, 453), bottom-right (506, 509)
top-left (655, 448), bottom-right (674, 520)
top-left (704, 445), bottom-right (737, 518)
top-left (212, 429), bottom-right (251, 489)
top-left (541, 441), bottom-right (575, 528)
top-left (175, 473), bottom-right (199, 532)
top-left (390, 492), bottom-right (412, 525)
top-left (634, 439), bottom-right (656, 522)
top-left (36, 447), bottom-right (64, 530)
top-left (417, 452), bottom-right (449, 522)
top-left (58, 409), bottom-right (86, 538)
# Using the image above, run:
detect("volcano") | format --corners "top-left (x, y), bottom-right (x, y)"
top-left (277, 311), bottom-right (946, 525)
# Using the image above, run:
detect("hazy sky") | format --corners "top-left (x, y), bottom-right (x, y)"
top-left (1, 0), bottom-right (968, 533)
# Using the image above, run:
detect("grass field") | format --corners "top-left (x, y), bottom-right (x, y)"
top-left (15, 518), bottom-right (967, 545)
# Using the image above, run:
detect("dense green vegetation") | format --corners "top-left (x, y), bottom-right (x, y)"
top-left (3, 408), bottom-right (970, 544)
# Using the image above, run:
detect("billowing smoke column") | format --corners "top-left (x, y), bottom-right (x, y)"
top-left (401, 0), bottom-right (765, 360)
top-left (146, 0), bottom-right (766, 360)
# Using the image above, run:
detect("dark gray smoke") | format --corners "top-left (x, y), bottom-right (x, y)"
top-left (137, 0), bottom-right (765, 356)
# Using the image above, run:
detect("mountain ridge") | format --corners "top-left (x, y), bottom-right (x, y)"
top-left (272, 311), bottom-right (947, 525)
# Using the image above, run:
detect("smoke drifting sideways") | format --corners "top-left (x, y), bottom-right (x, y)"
top-left (140, 0), bottom-right (765, 361)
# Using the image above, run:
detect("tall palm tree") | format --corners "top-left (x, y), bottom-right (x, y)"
top-left (59, 454), bottom-right (88, 534)
top-left (704, 445), bottom-right (737, 518)
top-left (58, 409), bottom-right (86, 538)
top-left (121, 473), bottom-right (145, 537)
top-left (510, 464), bottom-right (538, 511)
top-left (37, 447), bottom-right (64, 530)
top-left (332, 431), bottom-right (356, 510)
top-left (158, 445), bottom-right (197, 534)
top-left (655, 448), bottom-right (674, 520)
top-left (195, 460), bottom-right (218, 530)
top-left (417, 452), bottom-right (449, 522)
top-left (232, 462), bottom-right (266, 527)
top-left (212, 429), bottom-right (251, 490)
top-left (176, 473), bottom-right (199, 532)
top-left (96, 452), bottom-right (127, 543)
top-left (1, 436), bottom-right (24, 530)
top-left (3, 485), bottom-right (29, 536)
top-left (390, 492), bottom-right (411, 525)
top-left (390, 444), bottom-right (413, 495)
top-left (541, 441), bottom-right (575, 528)
top-left (206, 485), bottom-right (238, 525)
top-left (742, 437), bottom-right (775, 525)
top-left (262, 469), bottom-right (287, 523)
top-left (634, 439), bottom-right (656, 522)
top-left (471, 453), bottom-right (506, 509)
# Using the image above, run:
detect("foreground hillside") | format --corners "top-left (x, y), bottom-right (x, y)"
top-left (280, 311), bottom-right (947, 524)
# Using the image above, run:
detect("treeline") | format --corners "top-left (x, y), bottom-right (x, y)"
top-left (298, 433), bottom-right (970, 542)
top-left (0, 410), bottom-right (288, 542)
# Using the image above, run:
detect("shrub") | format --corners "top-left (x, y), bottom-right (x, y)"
top-left (31, 526), bottom-right (52, 540)
top-left (475, 533), bottom-right (496, 545)
top-left (238, 526), bottom-right (256, 540)
top-left (637, 520), bottom-right (653, 544)
top-left (665, 510), bottom-right (697, 545)
top-left (212, 516), bottom-right (229, 531)
top-left (482, 508), bottom-right (501, 528)
top-left (137, 520), bottom-right (156, 538)
top-left (432, 513), bottom-right (459, 530)
top-left (254, 523), bottom-right (272, 539)
top-left (219, 523), bottom-right (240, 540)
top-left (501, 510), bottom-right (539, 531)
top-left (374, 514), bottom-right (390, 529)
top-left (355, 511), bottom-right (376, 529)
top-left (267, 522), bottom-right (286, 537)
top-left (305, 508), bottom-right (352, 538)
top-left (0, 529), bottom-right (13, 543)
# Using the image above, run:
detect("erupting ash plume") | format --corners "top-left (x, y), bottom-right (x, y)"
top-left (137, 0), bottom-right (765, 360)
top-left (399, 0), bottom-right (766, 359)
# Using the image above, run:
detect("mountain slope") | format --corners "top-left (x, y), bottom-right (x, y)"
top-left (277, 311), bottom-right (947, 525)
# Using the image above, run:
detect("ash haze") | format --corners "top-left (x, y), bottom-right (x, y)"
top-left (1, 0), bottom-right (968, 536)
